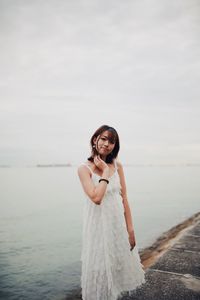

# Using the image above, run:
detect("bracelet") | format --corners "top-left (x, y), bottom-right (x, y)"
top-left (99, 178), bottom-right (109, 184)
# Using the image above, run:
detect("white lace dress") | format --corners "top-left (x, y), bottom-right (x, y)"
top-left (80, 159), bottom-right (145, 300)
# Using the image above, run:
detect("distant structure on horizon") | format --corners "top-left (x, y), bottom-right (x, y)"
top-left (36, 163), bottom-right (72, 167)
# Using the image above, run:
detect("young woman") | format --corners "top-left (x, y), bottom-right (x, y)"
top-left (77, 125), bottom-right (145, 300)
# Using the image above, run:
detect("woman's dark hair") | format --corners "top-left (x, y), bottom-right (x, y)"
top-left (87, 125), bottom-right (120, 163)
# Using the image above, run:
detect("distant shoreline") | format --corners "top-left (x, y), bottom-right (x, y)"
top-left (1, 163), bottom-right (200, 168)
top-left (140, 211), bottom-right (200, 269)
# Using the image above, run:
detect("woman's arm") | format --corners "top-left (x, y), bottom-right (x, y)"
top-left (117, 161), bottom-right (136, 249)
top-left (77, 163), bottom-right (109, 205)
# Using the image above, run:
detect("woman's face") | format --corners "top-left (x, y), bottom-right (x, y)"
top-left (93, 130), bottom-right (116, 156)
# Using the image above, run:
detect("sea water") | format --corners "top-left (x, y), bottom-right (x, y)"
top-left (0, 165), bottom-right (199, 299)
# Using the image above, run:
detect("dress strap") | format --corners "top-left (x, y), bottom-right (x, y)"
top-left (81, 163), bottom-right (93, 175)
top-left (82, 160), bottom-right (117, 174)
top-left (114, 158), bottom-right (118, 170)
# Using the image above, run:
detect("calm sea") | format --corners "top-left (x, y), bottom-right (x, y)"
top-left (0, 165), bottom-right (199, 300)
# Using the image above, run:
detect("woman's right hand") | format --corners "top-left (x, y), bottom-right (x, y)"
top-left (128, 231), bottom-right (136, 251)
top-left (94, 155), bottom-right (109, 172)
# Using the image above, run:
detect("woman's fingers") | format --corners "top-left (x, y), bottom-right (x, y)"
top-left (129, 234), bottom-right (136, 251)
top-left (130, 242), bottom-right (136, 251)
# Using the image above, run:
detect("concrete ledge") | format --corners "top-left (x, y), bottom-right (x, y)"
top-left (140, 212), bottom-right (200, 269)
top-left (120, 269), bottom-right (200, 300)
top-left (121, 214), bottom-right (200, 300)
top-left (152, 248), bottom-right (200, 277)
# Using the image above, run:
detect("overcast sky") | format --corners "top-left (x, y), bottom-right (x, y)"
top-left (0, 0), bottom-right (200, 166)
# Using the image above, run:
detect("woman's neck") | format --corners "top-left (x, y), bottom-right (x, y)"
top-left (100, 154), bottom-right (107, 161)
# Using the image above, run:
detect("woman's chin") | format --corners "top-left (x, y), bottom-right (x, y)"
top-left (99, 152), bottom-right (109, 159)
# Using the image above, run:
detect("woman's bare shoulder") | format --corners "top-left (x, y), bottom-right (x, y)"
top-left (77, 162), bottom-right (87, 172)
top-left (77, 161), bottom-right (92, 176)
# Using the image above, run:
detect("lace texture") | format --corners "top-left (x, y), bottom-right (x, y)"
top-left (80, 162), bottom-right (145, 300)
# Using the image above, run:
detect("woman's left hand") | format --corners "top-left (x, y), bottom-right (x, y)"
top-left (128, 231), bottom-right (136, 251)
